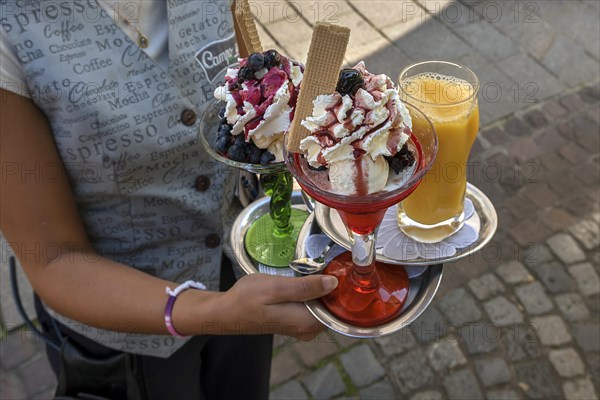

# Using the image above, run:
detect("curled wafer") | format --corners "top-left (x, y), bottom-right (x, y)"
top-left (232, 0), bottom-right (263, 57)
top-left (286, 23), bottom-right (350, 153)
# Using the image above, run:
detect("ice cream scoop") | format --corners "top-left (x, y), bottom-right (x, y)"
top-left (299, 62), bottom-right (414, 195)
top-left (214, 50), bottom-right (303, 163)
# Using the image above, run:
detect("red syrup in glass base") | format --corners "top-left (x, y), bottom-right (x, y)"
top-left (322, 252), bottom-right (409, 326)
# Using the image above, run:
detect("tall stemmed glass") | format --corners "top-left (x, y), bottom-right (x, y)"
top-left (200, 99), bottom-right (308, 267)
top-left (285, 103), bottom-right (437, 326)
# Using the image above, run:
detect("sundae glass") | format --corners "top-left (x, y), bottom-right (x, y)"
top-left (285, 63), bottom-right (438, 326)
top-left (199, 50), bottom-right (308, 267)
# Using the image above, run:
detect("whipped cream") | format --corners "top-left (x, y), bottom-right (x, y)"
top-left (299, 62), bottom-right (413, 195)
top-left (214, 55), bottom-right (303, 161)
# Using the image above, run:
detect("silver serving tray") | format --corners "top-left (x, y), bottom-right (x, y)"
top-left (230, 190), bottom-right (444, 338)
top-left (297, 213), bottom-right (444, 338)
top-left (315, 182), bottom-right (497, 266)
top-left (230, 191), bottom-right (307, 277)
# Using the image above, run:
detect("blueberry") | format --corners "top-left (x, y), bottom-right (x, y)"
top-left (217, 123), bottom-right (232, 138)
top-left (247, 146), bottom-right (262, 164)
top-left (216, 137), bottom-right (230, 153)
top-left (263, 50), bottom-right (281, 68)
top-left (218, 107), bottom-right (226, 118)
top-left (228, 145), bottom-right (245, 162)
top-left (336, 68), bottom-right (364, 96)
top-left (248, 52), bottom-right (265, 71)
top-left (234, 134), bottom-right (245, 146)
top-left (260, 150), bottom-right (275, 165)
top-left (238, 66), bottom-right (254, 82)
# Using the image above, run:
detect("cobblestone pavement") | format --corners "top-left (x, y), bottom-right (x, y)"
top-left (1, 1), bottom-right (599, 399)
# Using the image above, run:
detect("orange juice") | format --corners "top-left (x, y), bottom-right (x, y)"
top-left (398, 72), bottom-right (479, 239)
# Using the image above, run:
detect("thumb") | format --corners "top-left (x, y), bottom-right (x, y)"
top-left (265, 275), bottom-right (338, 304)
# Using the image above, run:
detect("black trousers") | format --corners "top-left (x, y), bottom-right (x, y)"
top-left (35, 258), bottom-right (273, 400)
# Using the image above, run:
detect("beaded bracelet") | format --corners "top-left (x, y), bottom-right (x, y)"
top-left (164, 280), bottom-right (206, 337)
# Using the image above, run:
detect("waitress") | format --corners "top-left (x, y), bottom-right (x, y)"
top-left (0, 0), bottom-right (337, 398)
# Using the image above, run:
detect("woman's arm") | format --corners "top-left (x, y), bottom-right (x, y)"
top-left (0, 89), bottom-right (336, 339)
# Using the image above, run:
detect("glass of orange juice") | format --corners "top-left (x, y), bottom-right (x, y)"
top-left (397, 61), bottom-right (480, 243)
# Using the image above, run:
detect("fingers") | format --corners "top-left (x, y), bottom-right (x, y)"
top-left (263, 302), bottom-right (325, 340)
top-left (263, 274), bottom-right (338, 304)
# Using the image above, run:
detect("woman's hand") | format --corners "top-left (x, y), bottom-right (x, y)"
top-left (215, 274), bottom-right (338, 340)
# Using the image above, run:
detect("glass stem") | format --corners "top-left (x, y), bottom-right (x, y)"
top-left (261, 171), bottom-right (293, 238)
top-left (348, 227), bottom-right (380, 291)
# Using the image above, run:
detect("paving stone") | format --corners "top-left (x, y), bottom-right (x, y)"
top-left (523, 109), bottom-right (549, 129)
top-left (438, 288), bottom-right (483, 325)
top-left (485, 389), bottom-right (522, 400)
top-left (374, 328), bottom-right (417, 357)
top-left (516, 243), bottom-right (554, 268)
top-left (474, 357), bottom-right (512, 387)
top-left (442, 368), bottom-right (483, 400)
top-left (484, 296), bottom-right (524, 327)
top-left (271, 380), bottom-right (308, 400)
top-left (533, 127), bottom-right (568, 153)
top-left (426, 340), bottom-right (467, 372)
top-left (411, 390), bottom-right (444, 400)
top-left (293, 333), bottom-right (339, 367)
top-left (358, 378), bottom-right (395, 400)
top-left (579, 85), bottom-right (600, 104)
top-left (389, 348), bottom-right (434, 395)
top-left (530, 261), bottom-right (577, 294)
top-left (17, 353), bottom-right (57, 397)
top-left (503, 117), bottom-right (530, 137)
top-left (270, 347), bottom-right (303, 386)
top-left (548, 348), bottom-right (586, 378)
top-left (496, 261), bottom-right (534, 284)
top-left (340, 345), bottom-right (385, 388)
top-left (459, 323), bottom-right (500, 355)
top-left (509, 218), bottom-right (552, 249)
top-left (542, 99), bottom-right (568, 119)
top-left (542, 35), bottom-right (599, 87)
top-left (546, 233), bottom-right (586, 264)
top-left (523, 184), bottom-right (559, 209)
top-left (571, 322), bottom-right (600, 352)
top-left (502, 324), bottom-right (544, 362)
top-left (454, 18), bottom-right (518, 61)
top-left (301, 363), bottom-right (345, 400)
top-left (515, 281), bottom-right (554, 315)
top-left (0, 332), bottom-right (38, 369)
top-left (555, 293), bottom-right (591, 322)
top-left (562, 377), bottom-right (598, 400)
top-left (332, 333), bottom-right (361, 349)
top-left (568, 263), bottom-right (600, 296)
top-left (530, 315), bottom-right (572, 346)
top-left (585, 352), bottom-right (600, 388)
top-left (559, 93), bottom-right (588, 114)
top-left (540, 209), bottom-right (578, 233)
top-left (468, 273), bottom-right (505, 300)
top-left (514, 360), bottom-right (562, 400)
top-left (410, 306), bottom-right (447, 343)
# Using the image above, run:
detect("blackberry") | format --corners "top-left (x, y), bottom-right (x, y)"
top-left (308, 164), bottom-right (327, 172)
top-left (238, 66), bottom-right (254, 82)
top-left (336, 68), bottom-right (364, 96)
top-left (385, 144), bottom-right (415, 174)
top-left (263, 50), bottom-right (281, 68)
